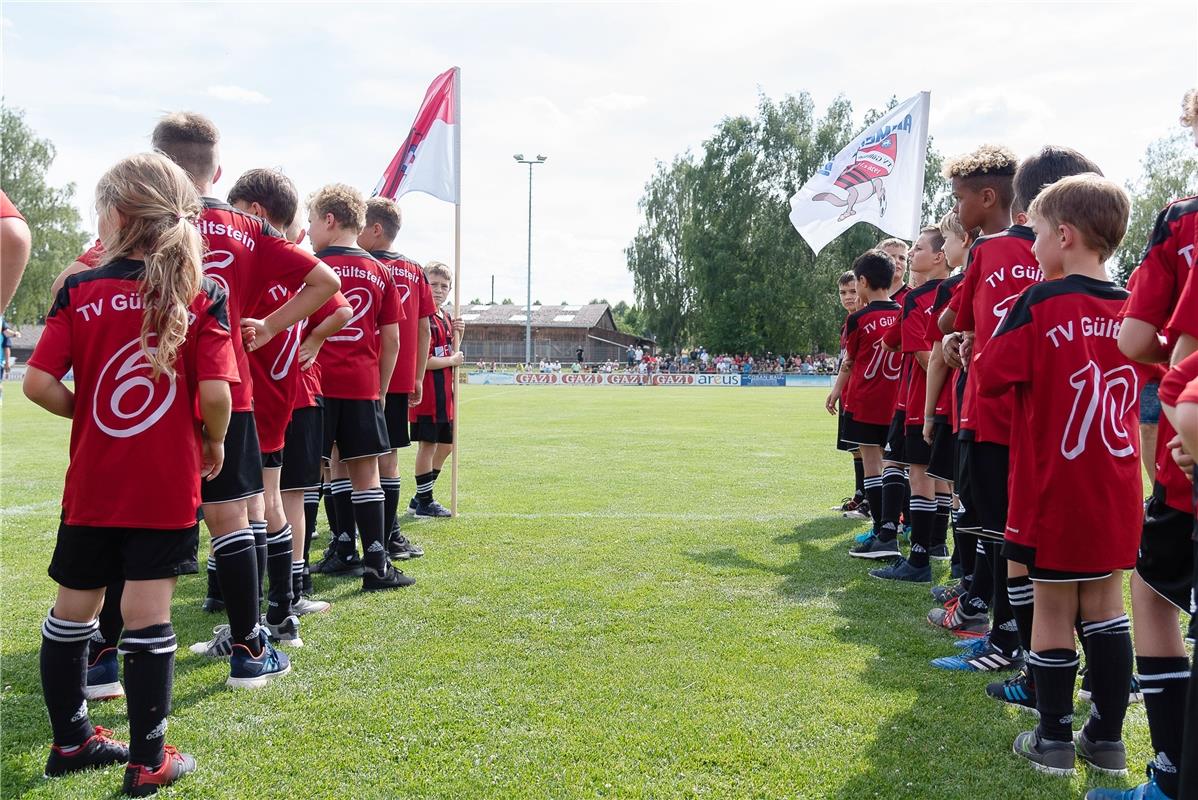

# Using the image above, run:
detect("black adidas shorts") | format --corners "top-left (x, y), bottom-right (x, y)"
top-left (835, 411), bottom-right (856, 452)
top-left (883, 410), bottom-right (906, 464)
top-left (323, 398), bottom-right (389, 461)
top-left (410, 416), bottom-right (454, 445)
top-left (903, 424), bottom-right (932, 468)
top-left (201, 410), bottom-right (265, 504)
top-left (926, 419), bottom-right (955, 481)
top-left (841, 412), bottom-right (888, 448)
top-left (954, 437), bottom-right (981, 533)
top-left (1136, 489), bottom-right (1197, 613)
top-left (49, 523), bottom-right (200, 589)
top-left (385, 393), bottom-right (412, 449)
top-left (968, 441), bottom-right (1009, 540)
top-left (281, 404), bottom-right (323, 491)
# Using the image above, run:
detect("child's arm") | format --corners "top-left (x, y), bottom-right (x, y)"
top-left (922, 342), bottom-right (947, 443)
top-left (243, 262), bottom-right (341, 352)
top-left (22, 367), bottom-right (73, 418)
top-left (298, 305), bottom-right (353, 371)
top-left (378, 322), bottom-right (399, 402)
top-left (1117, 318), bottom-right (1169, 365)
top-left (427, 352), bottom-right (466, 370)
top-left (825, 360), bottom-right (851, 414)
top-left (198, 379), bottom-right (232, 480)
top-left (409, 317), bottom-right (431, 407)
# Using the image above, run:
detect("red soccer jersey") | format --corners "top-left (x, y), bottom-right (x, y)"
top-left (369, 250), bottom-right (437, 395)
top-left (292, 292), bottom-right (351, 411)
top-left (0, 190), bottom-right (24, 220)
top-left (901, 279), bottom-right (943, 428)
top-left (247, 281), bottom-right (305, 453)
top-left (1122, 196), bottom-right (1198, 333)
top-left (77, 240), bottom-right (105, 268)
top-left (880, 307), bottom-right (907, 413)
top-left (409, 309), bottom-right (456, 422)
top-left (314, 247), bottom-right (403, 401)
top-left (954, 225), bottom-right (1042, 443)
top-left (927, 273), bottom-right (964, 422)
top-left (1159, 350), bottom-right (1198, 408)
top-left (977, 275), bottom-right (1139, 573)
top-left (843, 299), bottom-right (903, 425)
top-left (29, 260), bottom-right (239, 528)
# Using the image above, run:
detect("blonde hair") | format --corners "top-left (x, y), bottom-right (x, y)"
top-left (95, 153), bottom-right (204, 378)
top-left (308, 183), bottom-right (366, 232)
top-left (1028, 173), bottom-right (1130, 261)
top-left (1181, 89), bottom-right (1198, 127)
top-left (938, 209), bottom-right (981, 244)
top-left (424, 260), bottom-right (452, 284)
top-left (876, 237), bottom-right (908, 252)
top-left (942, 144), bottom-right (1018, 179)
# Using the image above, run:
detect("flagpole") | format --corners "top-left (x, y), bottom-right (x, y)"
top-left (450, 66), bottom-right (462, 519)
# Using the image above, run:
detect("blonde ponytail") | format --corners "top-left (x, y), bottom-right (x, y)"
top-left (95, 153), bottom-right (204, 378)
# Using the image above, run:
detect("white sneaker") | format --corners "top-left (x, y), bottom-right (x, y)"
top-left (292, 596), bottom-right (331, 616)
top-left (188, 624), bottom-right (233, 658)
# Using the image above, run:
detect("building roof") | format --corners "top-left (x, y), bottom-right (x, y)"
top-left (456, 303), bottom-right (613, 329)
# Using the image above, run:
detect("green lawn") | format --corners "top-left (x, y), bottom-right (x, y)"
top-left (0, 385), bottom-right (1159, 799)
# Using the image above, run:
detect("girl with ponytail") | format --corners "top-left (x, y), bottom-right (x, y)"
top-left (23, 152), bottom-right (239, 796)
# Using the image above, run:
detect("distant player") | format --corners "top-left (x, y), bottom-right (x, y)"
top-left (977, 174), bottom-right (1138, 777)
top-left (828, 271), bottom-right (867, 519)
top-left (25, 153), bottom-right (237, 795)
top-left (408, 261), bottom-right (464, 517)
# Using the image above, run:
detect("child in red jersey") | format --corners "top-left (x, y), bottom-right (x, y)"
top-left (357, 197), bottom-right (434, 555)
top-left (828, 271), bottom-right (868, 518)
top-left (839, 251), bottom-right (901, 556)
top-left (979, 175), bottom-right (1138, 778)
top-left (408, 261), bottom-right (464, 517)
top-left (870, 226), bottom-right (952, 583)
top-left (24, 153), bottom-right (238, 795)
top-left (308, 184), bottom-right (412, 591)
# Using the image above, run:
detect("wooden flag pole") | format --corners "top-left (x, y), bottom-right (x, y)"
top-left (450, 67), bottom-right (462, 518)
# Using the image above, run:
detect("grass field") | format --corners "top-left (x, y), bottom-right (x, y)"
top-left (0, 384), bottom-right (1162, 799)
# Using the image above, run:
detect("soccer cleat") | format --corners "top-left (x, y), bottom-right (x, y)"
top-left (1012, 730), bottom-right (1076, 776)
top-left (264, 615), bottom-right (303, 648)
top-left (931, 581), bottom-right (968, 605)
top-left (227, 629), bottom-right (291, 689)
top-left (869, 557), bottom-right (931, 583)
top-left (394, 534), bottom-right (423, 558)
top-left (953, 635), bottom-right (993, 659)
top-left (1084, 768), bottom-right (1174, 799)
top-left (412, 500), bottom-right (452, 518)
top-left (835, 495), bottom-right (862, 512)
top-left (407, 495), bottom-right (419, 512)
top-left (986, 666), bottom-right (1037, 715)
top-left (362, 562), bottom-right (416, 592)
top-left (931, 641), bottom-right (1022, 672)
top-left (849, 534), bottom-right (900, 560)
top-left (1074, 729), bottom-right (1128, 776)
top-left (313, 550), bottom-right (364, 577)
top-left (1078, 668), bottom-right (1144, 704)
top-left (842, 508), bottom-right (871, 520)
top-left (386, 538), bottom-right (411, 561)
top-left (200, 597), bottom-right (225, 614)
top-left (928, 544), bottom-right (950, 561)
top-left (927, 599), bottom-right (990, 638)
top-left (122, 744), bottom-right (196, 796)
top-left (44, 726), bottom-right (129, 778)
top-left (291, 596), bottom-right (330, 616)
top-left (85, 647), bottom-right (125, 701)
top-left (188, 625), bottom-right (233, 659)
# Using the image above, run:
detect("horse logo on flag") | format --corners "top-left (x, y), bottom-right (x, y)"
top-left (812, 133), bottom-right (899, 222)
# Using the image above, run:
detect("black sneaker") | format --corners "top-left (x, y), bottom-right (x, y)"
top-left (1074, 728), bottom-right (1128, 776)
top-left (387, 538), bottom-right (411, 561)
top-left (413, 500), bottom-right (452, 518)
top-left (362, 562), bottom-right (416, 592)
top-left (987, 666), bottom-right (1037, 714)
top-left (928, 544), bottom-right (951, 561)
top-left (313, 550), bottom-right (364, 576)
top-left (407, 496), bottom-right (419, 512)
top-left (44, 726), bottom-right (129, 777)
top-left (849, 534), bottom-right (900, 560)
top-left (1012, 730), bottom-right (1076, 776)
top-left (869, 557), bottom-right (931, 583)
top-left (394, 534), bottom-right (424, 558)
top-left (931, 580), bottom-right (968, 605)
top-left (200, 596), bottom-right (225, 613)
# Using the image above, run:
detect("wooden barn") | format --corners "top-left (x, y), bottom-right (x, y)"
top-left (457, 303), bottom-right (650, 364)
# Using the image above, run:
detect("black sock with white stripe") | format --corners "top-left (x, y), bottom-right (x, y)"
top-left (212, 528), bottom-right (261, 647)
top-left (430, 468), bottom-right (442, 500)
top-left (878, 467), bottom-right (905, 542)
top-left (956, 530), bottom-right (977, 591)
top-left (291, 560), bottom-right (306, 602)
top-left (331, 480), bottom-right (356, 557)
top-left (352, 488), bottom-right (388, 572)
top-left (119, 624), bottom-right (176, 769)
top-left (250, 519), bottom-right (268, 599)
top-left (863, 475), bottom-right (883, 533)
top-left (1138, 655), bottom-right (1190, 797)
top-left (92, 580), bottom-right (124, 661)
top-left (933, 493), bottom-right (951, 548)
top-left (907, 495), bottom-right (936, 568)
top-left (264, 525), bottom-right (294, 625)
top-left (852, 458), bottom-right (864, 498)
top-left (1007, 575), bottom-right (1034, 655)
top-left (303, 489), bottom-right (320, 562)
top-left (1080, 616), bottom-right (1132, 742)
top-left (1031, 649), bottom-right (1079, 742)
top-left (321, 481), bottom-right (337, 539)
top-left (961, 540), bottom-right (993, 615)
top-left (988, 556), bottom-right (1020, 657)
top-left (415, 471), bottom-right (435, 503)
top-left (40, 612), bottom-right (98, 748)
top-left (205, 554), bottom-right (222, 603)
top-left (382, 476), bottom-right (401, 546)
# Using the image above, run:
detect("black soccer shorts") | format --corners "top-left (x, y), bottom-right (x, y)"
top-left (385, 392), bottom-right (412, 449)
top-left (201, 410), bottom-right (265, 505)
top-left (281, 404), bottom-right (323, 491)
top-left (323, 398), bottom-right (389, 461)
top-left (926, 419), bottom-right (955, 482)
top-left (883, 409), bottom-right (907, 464)
top-left (1136, 490), bottom-right (1197, 612)
top-left (50, 524), bottom-right (200, 589)
top-left (968, 440), bottom-right (1009, 541)
top-left (410, 416), bottom-right (454, 445)
top-left (903, 424), bottom-right (932, 468)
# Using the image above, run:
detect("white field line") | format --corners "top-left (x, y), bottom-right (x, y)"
top-left (0, 500), bottom-right (59, 516)
top-left (414, 510), bottom-right (810, 522)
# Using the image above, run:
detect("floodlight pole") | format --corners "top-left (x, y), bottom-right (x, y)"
top-left (514, 154), bottom-right (547, 365)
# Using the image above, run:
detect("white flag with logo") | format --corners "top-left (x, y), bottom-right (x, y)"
top-left (789, 91), bottom-right (931, 255)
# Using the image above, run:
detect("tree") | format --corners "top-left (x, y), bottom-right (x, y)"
top-left (500, 297), bottom-right (514, 305)
top-left (1112, 131), bottom-right (1198, 284)
top-left (468, 297), bottom-right (482, 305)
top-left (0, 106), bottom-right (90, 324)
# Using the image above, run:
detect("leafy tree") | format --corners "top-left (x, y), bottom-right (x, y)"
top-left (1112, 131), bottom-right (1198, 284)
top-left (468, 297), bottom-right (482, 304)
top-left (500, 297), bottom-right (514, 305)
top-left (1, 105), bottom-right (91, 324)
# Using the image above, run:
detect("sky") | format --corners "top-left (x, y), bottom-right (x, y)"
top-left (3, 2), bottom-right (1196, 308)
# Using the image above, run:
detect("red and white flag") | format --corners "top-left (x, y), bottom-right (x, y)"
top-left (374, 67), bottom-right (460, 204)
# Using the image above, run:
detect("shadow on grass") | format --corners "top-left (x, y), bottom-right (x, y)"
top-left (687, 516), bottom-right (1139, 800)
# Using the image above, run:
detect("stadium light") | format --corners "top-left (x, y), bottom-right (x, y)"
top-left (514, 154), bottom-right (548, 364)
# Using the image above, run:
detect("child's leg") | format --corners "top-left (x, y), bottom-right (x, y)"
top-left (42, 586), bottom-right (105, 748)
top-left (245, 492), bottom-right (268, 598)
top-left (1131, 570), bottom-right (1188, 798)
top-left (933, 480), bottom-right (952, 550)
top-left (1007, 560), bottom-right (1034, 656)
top-left (261, 469), bottom-right (293, 625)
top-left (203, 499), bottom-right (260, 650)
top-left (379, 449), bottom-right (402, 546)
top-left (281, 489), bottom-right (308, 601)
top-left (1029, 580), bottom-right (1081, 743)
top-left (330, 452), bottom-right (357, 557)
top-left (321, 463), bottom-right (337, 542)
top-left (414, 441), bottom-right (437, 503)
top-left (346, 456), bottom-right (386, 573)
top-left (852, 452), bottom-right (864, 500)
top-left (1078, 573), bottom-right (1132, 744)
top-left (907, 465), bottom-right (935, 568)
top-left (119, 578), bottom-right (177, 770)
top-left (858, 445), bottom-right (884, 532)
top-left (878, 459), bottom-right (906, 541)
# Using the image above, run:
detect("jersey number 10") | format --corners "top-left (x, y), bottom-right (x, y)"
top-left (1060, 361), bottom-right (1138, 461)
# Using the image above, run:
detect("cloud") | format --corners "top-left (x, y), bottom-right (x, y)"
top-left (205, 85), bottom-right (270, 105)
top-left (583, 93), bottom-right (649, 113)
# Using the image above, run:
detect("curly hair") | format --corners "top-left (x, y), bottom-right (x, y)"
top-left (308, 183), bottom-right (366, 232)
top-left (942, 144), bottom-right (1018, 179)
top-left (1181, 89), bottom-right (1198, 128)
